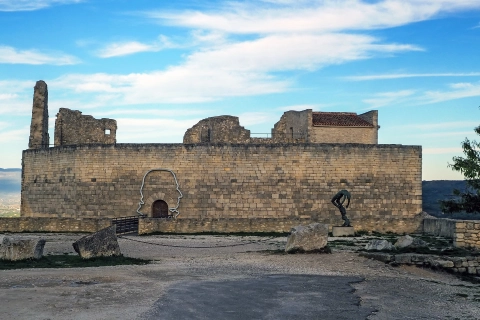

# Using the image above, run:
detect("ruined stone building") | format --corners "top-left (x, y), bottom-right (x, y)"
top-left (21, 81), bottom-right (422, 233)
top-left (184, 109), bottom-right (379, 144)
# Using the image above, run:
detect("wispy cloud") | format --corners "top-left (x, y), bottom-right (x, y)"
top-left (423, 147), bottom-right (464, 155)
top-left (116, 118), bottom-right (198, 143)
top-left (147, 0), bottom-right (480, 34)
top-left (96, 36), bottom-right (176, 58)
top-left (344, 72), bottom-right (480, 81)
top-left (0, 127), bottom-right (29, 143)
top-left (362, 90), bottom-right (416, 108)
top-left (277, 104), bottom-right (333, 111)
top-left (0, 0), bottom-right (83, 12)
top-left (0, 46), bottom-right (80, 65)
top-left (422, 82), bottom-right (480, 104)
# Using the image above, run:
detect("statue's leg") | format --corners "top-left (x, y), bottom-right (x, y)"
top-left (339, 206), bottom-right (351, 227)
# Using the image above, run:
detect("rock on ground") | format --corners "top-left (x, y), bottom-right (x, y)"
top-left (365, 239), bottom-right (393, 251)
top-left (394, 235), bottom-right (428, 249)
top-left (0, 236), bottom-right (46, 261)
top-left (285, 223), bottom-right (329, 253)
top-left (72, 226), bottom-right (121, 259)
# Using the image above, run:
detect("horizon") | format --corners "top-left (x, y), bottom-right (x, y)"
top-left (0, 1), bottom-right (479, 180)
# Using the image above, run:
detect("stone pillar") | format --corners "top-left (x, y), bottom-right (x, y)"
top-left (28, 80), bottom-right (49, 149)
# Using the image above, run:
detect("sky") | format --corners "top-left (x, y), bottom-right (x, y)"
top-left (0, 0), bottom-right (479, 180)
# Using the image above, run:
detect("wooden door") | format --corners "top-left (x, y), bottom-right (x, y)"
top-left (152, 200), bottom-right (169, 218)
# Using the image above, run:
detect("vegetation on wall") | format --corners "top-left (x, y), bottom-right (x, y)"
top-left (440, 125), bottom-right (480, 214)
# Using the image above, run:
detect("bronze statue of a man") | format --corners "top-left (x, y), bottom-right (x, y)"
top-left (331, 189), bottom-right (351, 227)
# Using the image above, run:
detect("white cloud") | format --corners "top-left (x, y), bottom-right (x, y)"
top-left (0, 46), bottom-right (80, 65)
top-left (0, 80), bottom-right (34, 115)
top-left (422, 82), bottom-right (480, 104)
top-left (278, 104), bottom-right (319, 111)
top-left (116, 118), bottom-right (198, 143)
top-left (238, 112), bottom-right (272, 126)
top-left (148, 0), bottom-right (480, 34)
top-left (0, 127), bottom-right (29, 143)
top-left (50, 69), bottom-right (291, 105)
top-left (344, 72), bottom-right (480, 81)
top-left (423, 147), bottom-right (464, 155)
top-left (96, 36), bottom-right (175, 58)
top-left (363, 90), bottom-right (416, 108)
top-left (0, 0), bottom-right (83, 12)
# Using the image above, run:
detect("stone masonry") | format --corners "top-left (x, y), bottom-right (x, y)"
top-left (28, 80), bottom-right (49, 149)
top-left (54, 108), bottom-right (116, 146)
top-left (21, 143), bottom-right (422, 233)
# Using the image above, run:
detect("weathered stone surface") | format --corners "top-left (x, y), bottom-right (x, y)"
top-left (54, 108), bottom-right (116, 147)
top-left (359, 252), bottom-right (393, 263)
top-left (395, 254), bottom-right (413, 264)
top-left (332, 226), bottom-right (355, 237)
top-left (72, 226), bottom-right (121, 259)
top-left (365, 239), bottom-right (394, 251)
top-left (0, 236), bottom-right (46, 261)
top-left (394, 235), bottom-right (428, 249)
top-left (285, 223), bottom-right (329, 253)
top-left (28, 80), bottom-right (49, 149)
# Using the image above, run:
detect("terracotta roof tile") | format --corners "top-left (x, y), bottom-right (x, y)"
top-left (312, 112), bottom-right (374, 127)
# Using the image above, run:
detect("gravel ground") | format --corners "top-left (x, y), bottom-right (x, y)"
top-left (0, 233), bottom-right (479, 319)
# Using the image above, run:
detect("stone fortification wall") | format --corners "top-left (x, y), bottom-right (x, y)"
top-left (0, 217), bottom-right (111, 233)
top-left (21, 143), bottom-right (422, 232)
top-left (424, 217), bottom-right (480, 248)
top-left (54, 108), bottom-right (117, 146)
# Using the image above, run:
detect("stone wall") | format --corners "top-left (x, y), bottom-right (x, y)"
top-left (0, 217), bottom-right (111, 233)
top-left (310, 126), bottom-right (377, 144)
top-left (271, 110), bottom-right (310, 142)
top-left (423, 216), bottom-right (480, 248)
top-left (21, 143), bottom-right (422, 233)
top-left (28, 80), bottom-right (49, 149)
top-left (139, 215), bottom-right (424, 234)
top-left (183, 116), bottom-right (252, 144)
top-left (54, 108), bottom-right (116, 146)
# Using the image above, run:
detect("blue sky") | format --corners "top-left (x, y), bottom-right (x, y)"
top-left (0, 0), bottom-right (479, 180)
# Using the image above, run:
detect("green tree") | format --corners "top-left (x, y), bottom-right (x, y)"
top-left (440, 125), bottom-right (480, 214)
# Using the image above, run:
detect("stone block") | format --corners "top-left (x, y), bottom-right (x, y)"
top-left (332, 226), bottom-right (355, 237)
top-left (285, 223), bottom-right (329, 253)
top-left (358, 252), bottom-right (393, 263)
top-left (395, 254), bottom-right (413, 264)
top-left (365, 239), bottom-right (394, 251)
top-left (394, 235), bottom-right (428, 249)
top-left (72, 225), bottom-right (121, 259)
top-left (0, 236), bottom-right (46, 261)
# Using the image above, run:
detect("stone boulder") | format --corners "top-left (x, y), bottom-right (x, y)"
top-left (365, 239), bottom-right (394, 251)
top-left (394, 235), bottom-right (428, 249)
top-left (72, 226), bottom-right (121, 259)
top-left (285, 223), bottom-right (329, 253)
top-left (0, 236), bottom-right (46, 261)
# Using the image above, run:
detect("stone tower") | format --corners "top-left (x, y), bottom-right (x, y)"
top-left (28, 80), bottom-right (49, 149)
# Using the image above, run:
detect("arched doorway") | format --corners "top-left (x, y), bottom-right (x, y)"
top-left (152, 200), bottom-right (169, 218)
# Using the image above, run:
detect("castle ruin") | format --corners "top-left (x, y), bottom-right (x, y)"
top-left (20, 81), bottom-right (422, 234)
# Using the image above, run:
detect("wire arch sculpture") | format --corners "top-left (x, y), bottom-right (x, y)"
top-left (136, 168), bottom-right (183, 218)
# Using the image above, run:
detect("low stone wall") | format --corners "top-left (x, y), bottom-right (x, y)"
top-left (0, 218), bottom-right (111, 233)
top-left (139, 218), bottom-right (313, 234)
top-left (138, 215), bottom-right (424, 235)
top-left (423, 216), bottom-right (480, 248)
top-left (360, 252), bottom-right (480, 276)
top-left (0, 214), bottom-right (424, 235)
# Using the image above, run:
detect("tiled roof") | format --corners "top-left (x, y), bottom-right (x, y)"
top-left (312, 112), bottom-right (374, 127)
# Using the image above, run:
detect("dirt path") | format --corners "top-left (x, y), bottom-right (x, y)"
top-left (0, 234), bottom-right (478, 319)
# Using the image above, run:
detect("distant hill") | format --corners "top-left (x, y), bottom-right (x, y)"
top-left (0, 168), bottom-right (21, 193)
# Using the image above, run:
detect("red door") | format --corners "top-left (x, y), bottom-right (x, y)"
top-left (152, 200), bottom-right (169, 218)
